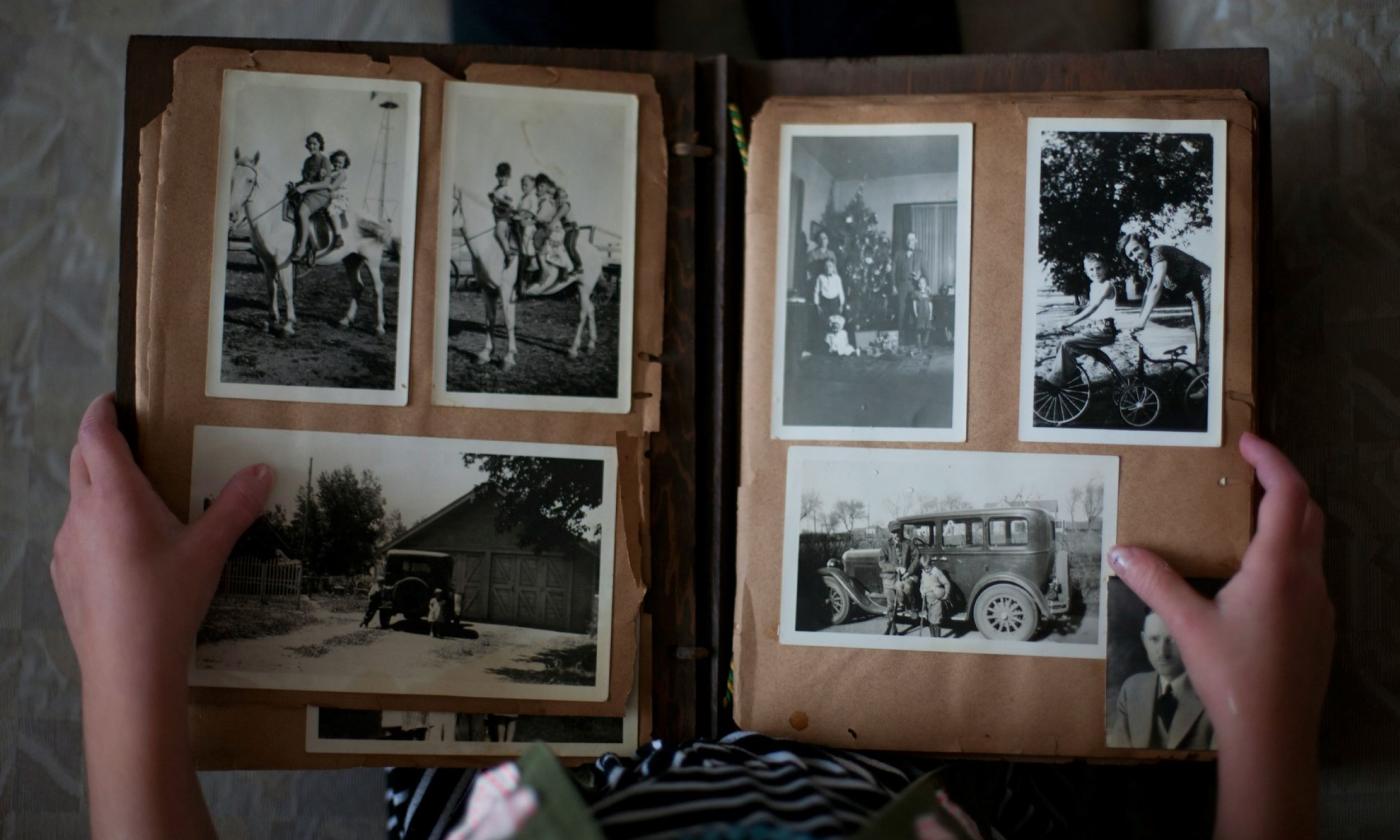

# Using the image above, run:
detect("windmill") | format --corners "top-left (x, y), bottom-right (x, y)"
top-left (364, 92), bottom-right (400, 224)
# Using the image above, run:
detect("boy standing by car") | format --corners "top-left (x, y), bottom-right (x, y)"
top-left (918, 553), bottom-right (951, 638)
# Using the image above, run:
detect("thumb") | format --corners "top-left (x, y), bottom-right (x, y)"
top-left (189, 464), bottom-right (276, 561)
top-left (1110, 545), bottom-right (1215, 650)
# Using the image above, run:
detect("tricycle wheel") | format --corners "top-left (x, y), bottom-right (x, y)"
top-left (972, 583), bottom-right (1038, 641)
top-left (823, 578), bottom-right (851, 626)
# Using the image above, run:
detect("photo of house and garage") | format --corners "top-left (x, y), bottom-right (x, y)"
top-left (188, 426), bottom-right (615, 699)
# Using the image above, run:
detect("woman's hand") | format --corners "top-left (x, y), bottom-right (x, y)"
top-left (52, 393), bottom-right (273, 839)
top-left (53, 394), bottom-right (274, 684)
top-left (1111, 432), bottom-right (1333, 839)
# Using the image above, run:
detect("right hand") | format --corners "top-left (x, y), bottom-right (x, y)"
top-left (1110, 432), bottom-right (1333, 755)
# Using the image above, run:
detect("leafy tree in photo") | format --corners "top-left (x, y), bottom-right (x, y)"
top-left (463, 454), bottom-right (604, 551)
top-left (311, 467), bottom-right (390, 577)
top-left (1037, 130), bottom-right (1213, 298)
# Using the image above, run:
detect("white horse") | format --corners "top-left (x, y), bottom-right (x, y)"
top-left (452, 187), bottom-right (608, 370)
top-left (226, 148), bottom-right (396, 336)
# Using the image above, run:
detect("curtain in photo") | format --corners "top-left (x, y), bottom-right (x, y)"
top-left (892, 201), bottom-right (956, 292)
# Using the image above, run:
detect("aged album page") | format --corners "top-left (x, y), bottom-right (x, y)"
top-left (735, 91), bottom-right (1256, 759)
top-left (134, 47), bottom-right (667, 766)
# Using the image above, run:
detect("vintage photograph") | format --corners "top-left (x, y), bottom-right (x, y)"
top-left (206, 71), bottom-right (420, 405)
top-left (306, 690), bottom-right (637, 757)
top-left (780, 447), bottom-right (1117, 658)
top-left (188, 426), bottom-right (617, 703)
top-left (1019, 118), bottom-right (1227, 446)
top-left (771, 123), bottom-right (973, 442)
top-left (434, 82), bottom-right (638, 414)
top-left (1105, 576), bottom-right (1224, 750)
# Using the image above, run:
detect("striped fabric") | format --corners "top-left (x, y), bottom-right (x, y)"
top-left (385, 733), bottom-right (920, 840)
top-left (589, 731), bottom-right (920, 838)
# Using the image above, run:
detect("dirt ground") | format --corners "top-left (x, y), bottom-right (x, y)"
top-left (219, 251), bottom-right (400, 390)
top-left (443, 280), bottom-right (621, 398)
top-left (195, 599), bottom-right (597, 694)
top-left (822, 603), bottom-right (1100, 645)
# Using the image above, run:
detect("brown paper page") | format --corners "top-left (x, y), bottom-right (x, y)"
top-left (734, 91), bottom-right (1256, 759)
top-left (132, 48), bottom-right (666, 763)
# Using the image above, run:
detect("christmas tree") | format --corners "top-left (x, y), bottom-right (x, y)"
top-left (815, 185), bottom-right (898, 332)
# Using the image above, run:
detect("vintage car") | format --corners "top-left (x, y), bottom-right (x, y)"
top-left (817, 507), bottom-right (1072, 641)
top-left (375, 549), bottom-right (457, 628)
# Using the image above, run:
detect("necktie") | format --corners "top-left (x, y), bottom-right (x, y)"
top-left (1157, 684), bottom-right (1178, 731)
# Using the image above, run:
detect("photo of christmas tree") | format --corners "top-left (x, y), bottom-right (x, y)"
top-left (772, 124), bottom-right (973, 442)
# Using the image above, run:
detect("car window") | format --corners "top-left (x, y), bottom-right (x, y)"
top-left (941, 519), bottom-right (984, 548)
top-left (989, 518), bottom-right (1030, 546)
top-left (905, 524), bottom-right (931, 546)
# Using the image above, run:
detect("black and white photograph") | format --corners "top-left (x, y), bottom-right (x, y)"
top-left (306, 689), bottom-right (638, 757)
top-left (188, 426), bottom-right (617, 703)
top-left (772, 123), bottom-right (972, 442)
top-left (434, 82), bottom-right (638, 414)
top-left (206, 71), bottom-right (420, 405)
top-left (1019, 118), bottom-right (1227, 446)
top-left (1105, 576), bottom-right (1224, 750)
top-left (780, 447), bottom-right (1117, 659)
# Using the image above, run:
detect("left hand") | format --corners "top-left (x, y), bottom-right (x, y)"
top-left (52, 394), bottom-right (274, 688)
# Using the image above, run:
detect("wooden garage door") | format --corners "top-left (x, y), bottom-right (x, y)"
top-left (487, 552), bottom-right (571, 631)
top-left (455, 552), bottom-right (488, 620)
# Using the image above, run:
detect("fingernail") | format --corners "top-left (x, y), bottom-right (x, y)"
top-left (252, 464), bottom-right (274, 483)
top-left (1110, 548), bottom-right (1128, 569)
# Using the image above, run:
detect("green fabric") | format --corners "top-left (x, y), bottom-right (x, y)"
top-left (513, 744), bottom-right (605, 840)
top-left (855, 771), bottom-right (980, 840)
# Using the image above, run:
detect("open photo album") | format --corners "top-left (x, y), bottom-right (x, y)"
top-left (119, 38), bottom-right (1264, 767)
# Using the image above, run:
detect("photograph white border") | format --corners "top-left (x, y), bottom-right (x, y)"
top-left (432, 82), bottom-right (638, 414)
top-left (1017, 117), bottom-right (1227, 447)
top-left (204, 70), bottom-right (421, 406)
top-left (770, 122), bottom-right (974, 443)
top-left (305, 680), bottom-right (639, 757)
top-left (778, 445), bottom-right (1116, 660)
top-left (188, 425), bottom-right (617, 703)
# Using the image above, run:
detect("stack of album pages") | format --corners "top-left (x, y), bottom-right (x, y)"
top-left (128, 48), bottom-right (663, 766)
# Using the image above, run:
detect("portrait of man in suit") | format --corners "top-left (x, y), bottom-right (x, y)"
top-left (1107, 610), bottom-right (1216, 750)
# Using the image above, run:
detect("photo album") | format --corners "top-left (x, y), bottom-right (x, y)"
top-left (119, 39), bottom-right (1264, 766)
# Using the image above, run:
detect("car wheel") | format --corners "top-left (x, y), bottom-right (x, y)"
top-left (823, 578), bottom-right (851, 625)
top-left (972, 583), bottom-right (1038, 641)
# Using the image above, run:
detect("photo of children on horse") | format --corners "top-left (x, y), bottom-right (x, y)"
top-left (285, 131), bottom-right (350, 267)
top-left (486, 161), bottom-right (589, 297)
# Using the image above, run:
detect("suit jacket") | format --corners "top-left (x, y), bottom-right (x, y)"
top-left (1108, 672), bottom-right (1215, 750)
top-left (892, 247), bottom-right (927, 296)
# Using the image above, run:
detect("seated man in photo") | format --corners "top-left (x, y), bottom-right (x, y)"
top-left (1108, 610), bottom-right (1216, 750)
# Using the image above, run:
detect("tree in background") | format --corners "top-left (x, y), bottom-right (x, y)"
top-left (278, 466), bottom-right (399, 577)
top-left (462, 454), bottom-right (604, 551)
top-left (831, 499), bottom-right (867, 534)
top-left (1037, 130), bottom-right (1214, 299)
top-left (1081, 477), bottom-right (1105, 525)
top-left (800, 491), bottom-right (824, 534)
